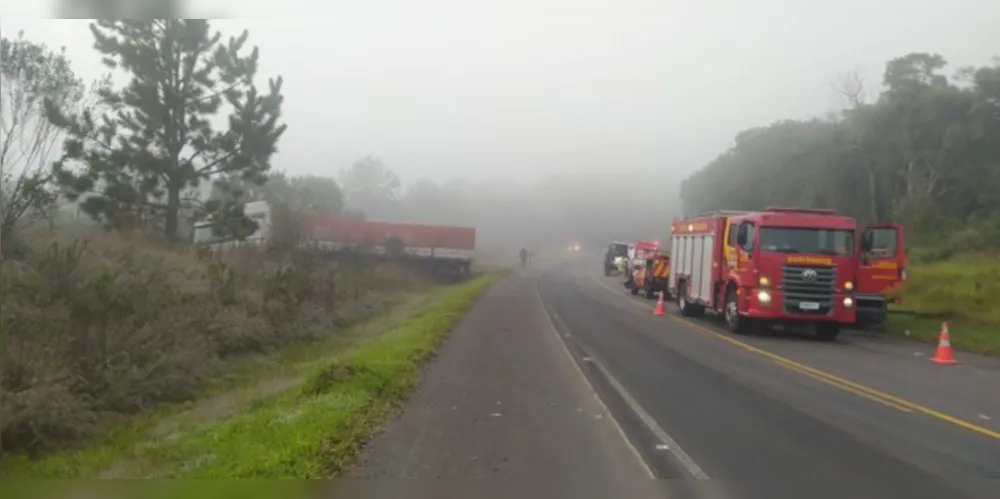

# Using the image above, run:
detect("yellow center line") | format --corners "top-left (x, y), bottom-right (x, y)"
top-left (772, 359), bottom-right (913, 413)
top-left (585, 275), bottom-right (1000, 440)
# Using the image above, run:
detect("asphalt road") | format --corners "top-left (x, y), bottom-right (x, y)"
top-left (341, 256), bottom-right (1000, 499)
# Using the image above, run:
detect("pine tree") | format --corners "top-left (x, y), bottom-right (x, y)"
top-left (46, 20), bottom-right (286, 240)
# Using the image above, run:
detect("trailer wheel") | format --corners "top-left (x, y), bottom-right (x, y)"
top-left (724, 289), bottom-right (748, 334)
top-left (815, 323), bottom-right (840, 342)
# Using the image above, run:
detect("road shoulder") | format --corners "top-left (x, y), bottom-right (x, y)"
top-left (344, 271), bottom-right (658, 498)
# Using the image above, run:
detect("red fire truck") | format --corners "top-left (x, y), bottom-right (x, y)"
top-left (629, 240), bottom-right (662, 268)
top-left (623, 240), bottom-right (668, 298)
top-left (667, 207), bottom-right (905, 340)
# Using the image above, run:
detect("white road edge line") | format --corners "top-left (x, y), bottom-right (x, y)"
top-left (583, 345), bottom-right (711, 480)
top-left (543, 276), bottom-right (710, 480)
top-left (534, 285), bottom-right (656, 479)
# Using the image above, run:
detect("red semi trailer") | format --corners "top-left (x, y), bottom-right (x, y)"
top-left (193, 200), bottom-right (476, 276)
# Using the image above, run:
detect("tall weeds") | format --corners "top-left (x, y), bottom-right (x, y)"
top-left (0, 235), bottom-right (426, 454)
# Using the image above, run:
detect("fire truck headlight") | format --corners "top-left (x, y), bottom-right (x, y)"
top-left (758, 276), bottom-right (770, 286)
top-left (757, 290), bottom-right (772, 304)
top-left (843, 297), bottom-right (854, 308)
top-left (844, 281), bottom-right (854, 291)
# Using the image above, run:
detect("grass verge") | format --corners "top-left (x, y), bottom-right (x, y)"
top-left (885, 253), bottom-right (999, 356)
top-left (1, 272), bottom-right (498, 479)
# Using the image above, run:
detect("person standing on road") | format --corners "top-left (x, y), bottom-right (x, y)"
top-left (520, 248), bottom-right (528, 268)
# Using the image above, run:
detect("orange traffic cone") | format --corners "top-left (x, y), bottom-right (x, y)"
top-left (654, 291), bottom-right (666, 316)
top-left (931, 322), bottom-right (957, 365)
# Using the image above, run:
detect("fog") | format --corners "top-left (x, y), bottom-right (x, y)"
top-left (3, 2), bottom-right (998, 254)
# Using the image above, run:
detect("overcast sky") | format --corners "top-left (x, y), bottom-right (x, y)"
top-left (3, 1), bottom-right (998, 186)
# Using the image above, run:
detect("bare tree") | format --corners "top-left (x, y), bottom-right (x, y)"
top-left (831, 69), bottom-right (884, 221)
top-left (832, 68), bottom-right (868, 109)
top-left (0, 33), bottom-right (84, 256)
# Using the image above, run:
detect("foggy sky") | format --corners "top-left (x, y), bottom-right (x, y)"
top-left (3, 1), bottom-right (999, 187)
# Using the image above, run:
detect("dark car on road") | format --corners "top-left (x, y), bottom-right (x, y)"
top-left (604, 242), bottom-right (630, 276)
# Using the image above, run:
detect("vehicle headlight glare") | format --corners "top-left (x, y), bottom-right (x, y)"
top-left (843, 297), bottom-right (854, 308)
top-left (844, 281), bottom-right (854, 291)
top-left (757, 290), bottom-right (771, 304)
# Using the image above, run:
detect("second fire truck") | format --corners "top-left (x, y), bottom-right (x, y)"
top-left (625, 240), bottom-right (671, 299)
top-left (667, 207), bottom-right (906, 340)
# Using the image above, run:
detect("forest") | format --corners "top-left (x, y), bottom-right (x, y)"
top-left (680, 52), bottom-right (1000, 260)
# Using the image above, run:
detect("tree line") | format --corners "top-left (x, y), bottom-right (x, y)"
top-left (2, 19), bottom-right (680, 258)
top-left (1, 21), bottom-right (433, 251)
top-left (680, 52), bottom-right (1000, 256)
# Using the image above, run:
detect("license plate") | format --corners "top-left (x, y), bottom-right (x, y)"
top-left (799, 302), bottom-right (820, 311)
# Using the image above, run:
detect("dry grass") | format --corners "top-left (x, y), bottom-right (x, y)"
top-left (0, 274), bottom-right (498, 479)
top-left (0, 229), bottom-right (431, 456)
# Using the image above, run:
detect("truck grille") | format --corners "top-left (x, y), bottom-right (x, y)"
top-left (781, 265), bottom-right (836, 315)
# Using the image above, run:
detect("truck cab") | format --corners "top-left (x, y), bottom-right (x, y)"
top-left (727, 207), bottom-right (858, 340)
top-left (630, 240), bottom-right (661, 270)
top-left (855, 223), bottom-right (907, 326)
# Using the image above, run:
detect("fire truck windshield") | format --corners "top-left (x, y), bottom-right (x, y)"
top-left (758, 227), bottom-right (854, 256)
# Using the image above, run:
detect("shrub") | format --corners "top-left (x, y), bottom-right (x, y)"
top-left (0, 233), bottom-right (427, 454)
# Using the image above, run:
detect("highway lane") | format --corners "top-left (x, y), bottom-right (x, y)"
top-left (342, 267), bottom-right (672, 499)
top-left (577, 260), bottom-right (1000, 438)
top-left (342, 258), bottom-right (998, 499)
top-left (537, 258), bottom-right (999, 498)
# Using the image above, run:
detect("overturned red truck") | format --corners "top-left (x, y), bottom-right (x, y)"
top-left (668, 207), bottom-right (905, 340)
top-left (193, 200), bottom-right (476, 277)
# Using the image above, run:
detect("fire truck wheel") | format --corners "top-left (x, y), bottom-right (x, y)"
top-left (676, 283), bottom-right (697, 317)
top-left (815, 323), bottom-right (840, 341)
top-left (724, 289), bottom-right (748, 334)
top-left (678, 291), bottom-right (690, 315)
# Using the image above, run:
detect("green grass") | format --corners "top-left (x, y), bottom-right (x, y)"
top-left (0, 273), bottom-right (498, 479)
top-left (0, 480), bottom-right (319, 499)
top-left (885, 253), bottom-right (1000, 355)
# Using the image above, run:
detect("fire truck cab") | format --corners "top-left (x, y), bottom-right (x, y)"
top-left (629, 240), bottom-right (661, 270)
top-left (668, 207), bottom-right (906, 341)
top-left (856, 223), bottom-right (907, 326)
